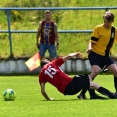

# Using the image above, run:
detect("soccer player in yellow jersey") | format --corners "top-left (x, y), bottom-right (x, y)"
top-left (78, 11), bottom-right (117, 99)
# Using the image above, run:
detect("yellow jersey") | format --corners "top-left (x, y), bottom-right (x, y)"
top-left (91, 24), bottom-right (117, 56)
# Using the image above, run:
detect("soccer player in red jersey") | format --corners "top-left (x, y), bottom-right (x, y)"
top-left (39, 52), bottom-right (117, 100)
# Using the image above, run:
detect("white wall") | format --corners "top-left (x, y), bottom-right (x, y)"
top-left (0, 59), bottom-right (92, 74)
top-left (2, 58), bottom-right (117, 74)
top-left (1, 58), bottom-right (117, 74)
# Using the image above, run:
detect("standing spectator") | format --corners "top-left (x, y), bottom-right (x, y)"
top-left (36, 10), bottom-right (59, 61)
top-left (78, 11), bottom-right (117, 99)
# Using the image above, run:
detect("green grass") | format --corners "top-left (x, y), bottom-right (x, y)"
top-left (0, 74), bottom-right (117, 117)
top-left (1, 0), bottom-right (117, 58)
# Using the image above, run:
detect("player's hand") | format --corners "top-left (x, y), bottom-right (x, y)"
top-left (75, 52), bottom-right (82, 58)
top-left (86, 48), bottom-right (93, 53)
top-left (56, 45), bottom-right (59, 50)
top-left (69, 52), bottom-right (82, 59)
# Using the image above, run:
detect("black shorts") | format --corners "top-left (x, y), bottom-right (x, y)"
top-left (64, 74), bottom-right (90, 95)
top-left (88, 52), bottom-right (114, 69)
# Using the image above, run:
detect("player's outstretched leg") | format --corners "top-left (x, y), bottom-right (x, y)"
top-left (90, 82), bottom-right (116, 99)
top-left (97, 86), bottom-right (116, 99)
top-left (89, 89), bottom-right (107, 99)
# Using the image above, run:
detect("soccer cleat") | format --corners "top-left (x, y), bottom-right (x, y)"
top-left (90, 94), bottom-right (107, 99)
top-left (114, 92), bottom-right (117, 99)
top-left (77, 93), bottom-right (87, 99)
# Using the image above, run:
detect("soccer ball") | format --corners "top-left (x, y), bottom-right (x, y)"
top-left (3, 89), bottom-right (16, 101)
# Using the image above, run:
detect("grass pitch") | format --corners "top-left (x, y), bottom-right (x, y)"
top-left (0, 74), bottom-right (117, 117)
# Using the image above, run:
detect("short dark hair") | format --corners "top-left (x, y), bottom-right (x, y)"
top-left (103, 11), bottom-right (114, 21)
top-left (40, 59), bottom-right (50, 68)
top-left (44, 10), bottom-right (52, 14)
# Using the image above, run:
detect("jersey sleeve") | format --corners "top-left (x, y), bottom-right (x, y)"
top-left (39, 72), bottom-right (46, 85)
top-left (115, 28), bottom-right (117, 42)
top-left (52, 58), bottom-right (64, 67)
top-left (91, 26), bottom-right (99, 43)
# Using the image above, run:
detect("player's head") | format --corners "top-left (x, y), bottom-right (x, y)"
top-left (103, 11), bottom-right (114, 29)
top-left (44, 10), bottom-right (52, 21)
top-left (103, 11), bottom-right (114, 21)
top-left (45, 10), bottom-right (52, 14)
top-left (40, 59), bottom-right (50, 68)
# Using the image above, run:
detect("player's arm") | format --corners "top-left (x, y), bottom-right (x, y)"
top-left (36, 22), bottom-right (41, 48)
top-left (86, 41), bottom-right (95, 53)
top-left (40, 82), bottom-right (54, 101)
top-left (63, 52), bottom-right (82, 62)
top-left (54, 23), bottom-right (59, 49)
top-left (86, 26), bottom-right (98, 53)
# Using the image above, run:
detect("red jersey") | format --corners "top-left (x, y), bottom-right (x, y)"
top-left (39, 58), bottom-right (72, 94)
top-left (40, 20), bottom-right (55, 45)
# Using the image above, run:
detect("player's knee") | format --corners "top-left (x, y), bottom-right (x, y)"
top-left (90, 82), bottom-right (99, 90)
top-left (112, 70), bottom-right (117, 77)
top-left (93, 69), bottom-right (99, 75)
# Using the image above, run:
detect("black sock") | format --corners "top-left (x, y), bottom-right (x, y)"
top-left (80, 88), bottom-right (96, 97)
top-left (80, 78), bottom-right (96, 97)
top-left (88, 89), bottom-right (96, 96)
top-left (114, 76), bottom-right (117, 92)
top-left (88, 78), bottom-right (96, 97)
top-left (98, 87), bottom-right (115, 98)
top-left (80, 89), bottom-right (87, 95)
top-left (80, 77), bottom-right (96, 96)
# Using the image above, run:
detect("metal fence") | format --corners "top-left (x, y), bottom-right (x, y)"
top-left (0, 7), bottom-right (117, 57)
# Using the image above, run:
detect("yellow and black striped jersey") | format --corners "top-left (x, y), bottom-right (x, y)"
top-left (91, 24), bottom-right (117, 56)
